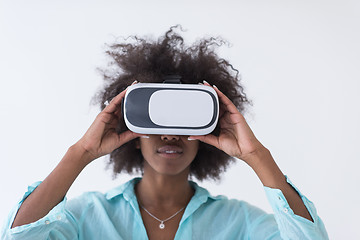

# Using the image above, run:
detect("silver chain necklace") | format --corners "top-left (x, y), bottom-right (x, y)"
top-left (140, 205), bottom-right (186, 230)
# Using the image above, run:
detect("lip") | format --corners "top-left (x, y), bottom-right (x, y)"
top-left (156, 145), bottom-right (183, 158)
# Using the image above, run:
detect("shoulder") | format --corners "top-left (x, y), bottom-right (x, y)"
top-left (191, 181), bottom-right (263, 212)
top-left (65, 191), bottom-right (116, 218)
top-left (205, 195), bottom-right (267, 218)
top-left (65, 178), bottom-right (139, 218)
top-left (190, 185), bottom-right (276, 236)
top-left (68, 190), bottom-right (109, 206)
top-left (192, 182), bottom-right (270, 222)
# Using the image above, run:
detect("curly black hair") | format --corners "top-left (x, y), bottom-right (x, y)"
top-left (93, 25), bottom-right (251, 181)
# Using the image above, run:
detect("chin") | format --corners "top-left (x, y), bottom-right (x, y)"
top-left (147, 162), bottom-right (191, 177)
top-left (156, 167), bottom-right (189, 177)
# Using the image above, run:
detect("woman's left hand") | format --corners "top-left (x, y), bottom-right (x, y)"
top-left (190, 84), bottom-right (314, 222)
top-left (189, 82), bottom-right (266, 163)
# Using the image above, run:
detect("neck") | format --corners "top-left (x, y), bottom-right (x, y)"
top-left (135, 166), bottom-right (194, 210)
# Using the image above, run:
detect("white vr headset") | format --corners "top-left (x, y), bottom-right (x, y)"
top-left (123, 82), bottom-right (219, 135)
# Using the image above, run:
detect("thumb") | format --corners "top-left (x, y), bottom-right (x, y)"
top-left (188, 134), bottom-right (220, 149)
top-left (116, 130), bottom-right (143, 148)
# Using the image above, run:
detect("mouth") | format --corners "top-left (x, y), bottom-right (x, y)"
top-left (157, 145), bottom-right (183, 158)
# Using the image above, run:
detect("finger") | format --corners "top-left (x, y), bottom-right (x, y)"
top-left (188, 134), bottom-right (220, 149)
top-left (205, 84), bottom-right (251, 136)
top-left (202, 80), bottom-right (210, 86)
top-left (117, 130), bottom-right (143, 147)
top-left (201, 81), bottom-right (225, 117)
top-left (103, 89), bottom-right (127, 114)
top-left (219, 102), bottom-right (227, 118)
top-left (212, 86), bottom-right (241, 115)
top-left (103, 80), bottom-right (138, 115)
top-left (202, 81), bottom-right (240, 116)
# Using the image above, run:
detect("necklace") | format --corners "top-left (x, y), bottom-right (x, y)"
top-left (140, 205), bottom-right (186, 230)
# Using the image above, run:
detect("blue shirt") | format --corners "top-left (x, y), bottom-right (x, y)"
top-left (1, 177), bottom-right (328, 240)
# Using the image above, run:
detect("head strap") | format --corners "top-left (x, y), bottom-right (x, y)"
top-left (162, 75), bottom-right (182, 84)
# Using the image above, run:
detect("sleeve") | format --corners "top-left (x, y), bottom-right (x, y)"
top-left (1, 182), bottom-right (79, 240)
top-left (260, 176), bottom-right (329, 240)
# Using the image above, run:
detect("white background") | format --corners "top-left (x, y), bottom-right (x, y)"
top-left (1, 0), bottom-right (359, 239)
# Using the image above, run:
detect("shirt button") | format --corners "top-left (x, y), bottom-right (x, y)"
top-left (283, 208), bottom-right (288, 213)
top-left (45, 220), bottom-right (50, 224)
top-left (57, 215), bottom-right (62, 220)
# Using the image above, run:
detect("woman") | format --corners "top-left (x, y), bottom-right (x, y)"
top-left (2, 27), bottom-right (328, 239)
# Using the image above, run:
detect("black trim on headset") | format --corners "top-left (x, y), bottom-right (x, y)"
top-left (162, 75), bottom-right (182, 84)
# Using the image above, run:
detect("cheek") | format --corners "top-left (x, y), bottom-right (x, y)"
top-left (186, 140), bottom-right (200, 159)
top-left (138, 139), bottom-right (157, 160)
top-left (139, 142), bottom-right (151, 156)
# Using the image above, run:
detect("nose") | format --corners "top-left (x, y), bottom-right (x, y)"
top-left (160, 135), bottom-right (180, 142)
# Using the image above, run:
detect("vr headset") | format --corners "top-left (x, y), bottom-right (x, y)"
top-left (123, 81), bottom-right (219, 136)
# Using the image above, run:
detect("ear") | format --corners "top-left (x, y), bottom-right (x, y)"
top-left (135, 138), bottom-right (141, 149)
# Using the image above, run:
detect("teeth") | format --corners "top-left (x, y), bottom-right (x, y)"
top-left (165, 151), bottom-right (177, 153)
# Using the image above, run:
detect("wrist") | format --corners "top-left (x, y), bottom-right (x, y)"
top-left (67, 143), bottom-right (96, 167)
top-left (241, 146), bottom-right (271, 165)
top-left (244, 147), bottom-right (286, 188)
top-left (244, 147), bottom-right (280, 175)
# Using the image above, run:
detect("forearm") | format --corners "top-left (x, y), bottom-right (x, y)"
top-left (11, 144), bottom-right (93, 228)
top-left (246, 147), bottom-right (313, 222)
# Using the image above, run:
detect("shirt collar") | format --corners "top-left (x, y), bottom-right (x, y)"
top-left (105, 177), bottom-right (221, 202)
top-left (105, 177), bottom-right (223, 226)
top-left (180, 181), bottom-right (223, 224)
top-left (105, 177), bottom-right (141, 201)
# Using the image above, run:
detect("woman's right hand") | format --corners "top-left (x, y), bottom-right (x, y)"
top-left (76, 83), bottom-right (143, 162)
top-left (11, 82), bottom-right (143, 229)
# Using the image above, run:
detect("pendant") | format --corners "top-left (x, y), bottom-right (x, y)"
top-left (159, 222), bottom-right (165, 229)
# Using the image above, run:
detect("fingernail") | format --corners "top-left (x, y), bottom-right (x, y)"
top-left (203, 80), bottom-right (210, 85)
top-left (131, 80), bottom-right (138, 85)
top-left (104, 100), bottom-right (109, 106)
top-left (140, 135), bottom-right (150, 139)
top-left (188, 137), bottom-right (196, 141)
top-left (213, 85), bottom-right (218, 89)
